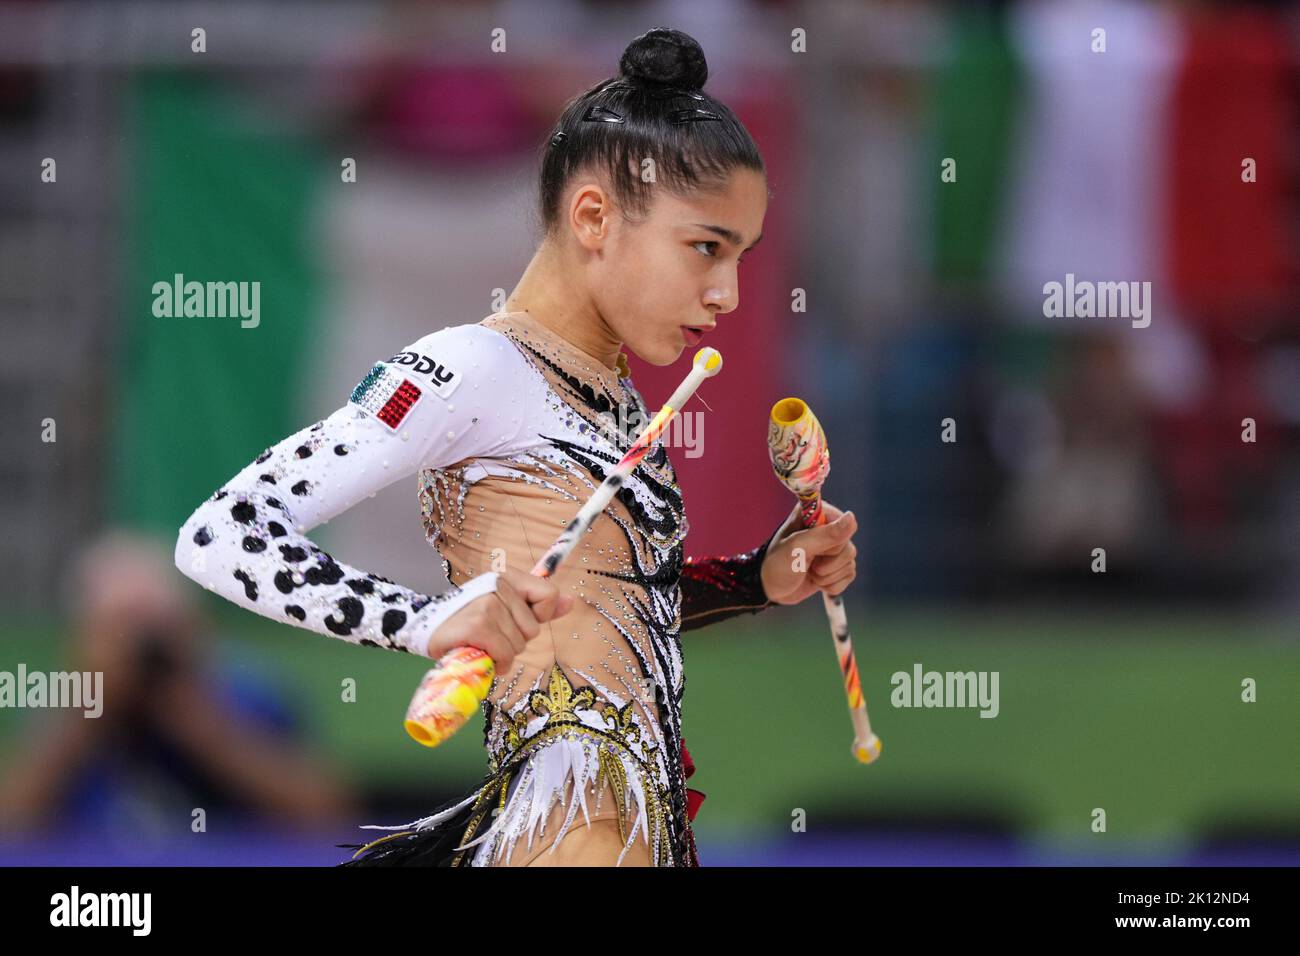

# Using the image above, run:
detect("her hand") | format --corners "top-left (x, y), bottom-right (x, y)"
top-left (425, 569), bottom-right (575, 668)
top-left (759, 501), bottom-right (859, 606)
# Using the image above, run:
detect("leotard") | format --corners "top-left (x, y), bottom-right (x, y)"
top-left (175, 310), bottom-right (778, 866)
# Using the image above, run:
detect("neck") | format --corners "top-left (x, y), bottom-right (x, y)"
top-left (505, 241), bottom-right (622, 371)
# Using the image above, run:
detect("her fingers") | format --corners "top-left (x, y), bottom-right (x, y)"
top-left (814, 539), bottom-right (856, 563)
top-left (512, 576), bottom-right (574, 623)
top-left (464, 595), bottom-right (521, 667)
top-left (818, 568), bottom-right (856, 596)
top-left (811, 550), bottom-right (855, 580)
top-left (490, 583), bottom-right (531, 652)
top-left (499, 586), bottom-right (540, 644)
top-left (811, 560), bottom-right (856, 589)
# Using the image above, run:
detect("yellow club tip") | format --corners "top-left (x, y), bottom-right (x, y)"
top-left (853, 735), bottom-right (882, 764)
top-left (404, 720), bottom-right (438, 746)
top-left (771, 397), bottom-right (809, 426)
top-left (694, 347), bottom-right (723, 375)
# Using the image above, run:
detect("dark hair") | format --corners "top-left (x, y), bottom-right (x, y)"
top-left (537, 28), bottom-right (765, 235)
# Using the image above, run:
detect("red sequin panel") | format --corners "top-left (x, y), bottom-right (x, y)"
top-left (377, 380), bottom-right (422, 430)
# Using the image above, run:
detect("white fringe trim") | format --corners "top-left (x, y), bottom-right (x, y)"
top-left (356, 786), bottom-right (483, 834)
top-left (455, 735), bottom-right (655, 867)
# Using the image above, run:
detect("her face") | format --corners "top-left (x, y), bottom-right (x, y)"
top-left (590, 167), bottom-right (769, 366)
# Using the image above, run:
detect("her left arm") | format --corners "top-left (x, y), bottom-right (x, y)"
top-left (678, 501), bottom-right (858, 632)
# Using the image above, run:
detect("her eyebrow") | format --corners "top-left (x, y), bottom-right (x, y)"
top-left (690, 223), bottom-right (764, 250)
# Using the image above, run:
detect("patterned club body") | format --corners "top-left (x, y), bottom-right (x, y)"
top-left (768, 397), bottom-right (881, 765)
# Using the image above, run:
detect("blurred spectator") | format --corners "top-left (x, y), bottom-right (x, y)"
top-left (0, 532), bottom-right (357, 842)
top-left (999, 333), bottom-right (1161, 571)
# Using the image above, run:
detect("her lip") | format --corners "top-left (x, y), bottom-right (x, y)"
top-left (681, 326), bottom-right (703, 346)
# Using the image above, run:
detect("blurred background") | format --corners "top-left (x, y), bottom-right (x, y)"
top-left (1, 0), bottom-right (1298, 866)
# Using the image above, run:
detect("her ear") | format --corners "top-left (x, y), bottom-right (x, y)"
top-left (569, 182), bottom-right (612, 250)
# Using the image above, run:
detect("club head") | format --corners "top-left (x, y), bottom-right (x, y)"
top-left (768, 397), bottom-right (830, 497)
top-left (693, 347), bottom-right (723, 377)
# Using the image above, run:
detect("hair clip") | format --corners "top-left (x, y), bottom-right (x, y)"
top-left (669, 107), bottom-right (721, 124)
top-left (549, 130), bottom-right (568, 148)
top-left (648, 86), bottom-right (705, 102)
top-left (582, 104), bottom-right (625, 124)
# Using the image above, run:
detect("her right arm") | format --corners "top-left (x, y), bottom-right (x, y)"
top-left (173, 324), bottom-right (563, 662)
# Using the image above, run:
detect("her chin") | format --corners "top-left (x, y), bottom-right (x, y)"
top-left (662, 347), bottom-right (690, 367)
top-left (630, 340), bottom-right (682, 367)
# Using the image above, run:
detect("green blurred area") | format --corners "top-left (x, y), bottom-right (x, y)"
top-left (3, 605), bottom-right (1296, 848)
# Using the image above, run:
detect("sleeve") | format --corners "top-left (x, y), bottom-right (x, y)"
top-left (677, 520), bottom-right (784, 633)
top-left (174, 323), bottom-right (523, 657)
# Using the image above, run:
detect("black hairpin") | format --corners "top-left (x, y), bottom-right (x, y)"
top-left (582, 104), bottom-right (625, 124)
top-left (648, 87), bottom-right (705, 102)
top-left (669, 107), bottom-right (721, 124)
top-left (549, 130), bottom-right (568, 148)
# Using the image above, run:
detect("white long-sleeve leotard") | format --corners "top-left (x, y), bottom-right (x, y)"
top-left (174, 323), bottom-right (554, 656)
top-left (177, 311), bottom-right (777, 867)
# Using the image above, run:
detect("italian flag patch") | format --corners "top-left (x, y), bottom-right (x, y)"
top-left (350, 363), bottom-right (423, 431)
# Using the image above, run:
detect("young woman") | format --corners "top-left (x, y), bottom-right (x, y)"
top-left (175, 27), bottom-right (858, 867)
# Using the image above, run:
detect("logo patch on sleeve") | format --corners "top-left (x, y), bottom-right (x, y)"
top-left (350, 364), bottom-right (423, 431)
top-left (386, 350), bottom-right (462, 399)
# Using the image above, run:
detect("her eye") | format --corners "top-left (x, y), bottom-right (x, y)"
top-left (694, 240), bottom-right (746, 265)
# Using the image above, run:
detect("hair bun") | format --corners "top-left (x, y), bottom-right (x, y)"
top-left (619, 28), bottom-right (708, 92)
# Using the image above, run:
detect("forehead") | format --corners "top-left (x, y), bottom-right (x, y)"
top-left (655, 168), bottom-right (768, 240)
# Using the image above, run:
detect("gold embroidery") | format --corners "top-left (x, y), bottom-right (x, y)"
top-left (455, 664), bottom-right (674, 866)
top-left (529, 664), bottom-right (598, 721)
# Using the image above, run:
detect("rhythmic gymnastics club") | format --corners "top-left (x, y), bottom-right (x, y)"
top-left (403, 347), bottom-right (725, 747)
top-left (768, 397), bottom-right (881, 765)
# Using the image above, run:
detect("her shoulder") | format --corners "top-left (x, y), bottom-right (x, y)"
top-left (385, 322), bottom-right (532, 399)
top-left (346, 320), bottom-right (548, 466)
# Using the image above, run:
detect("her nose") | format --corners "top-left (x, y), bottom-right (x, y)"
top-left (703, 286), bottom-right (737, 313)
